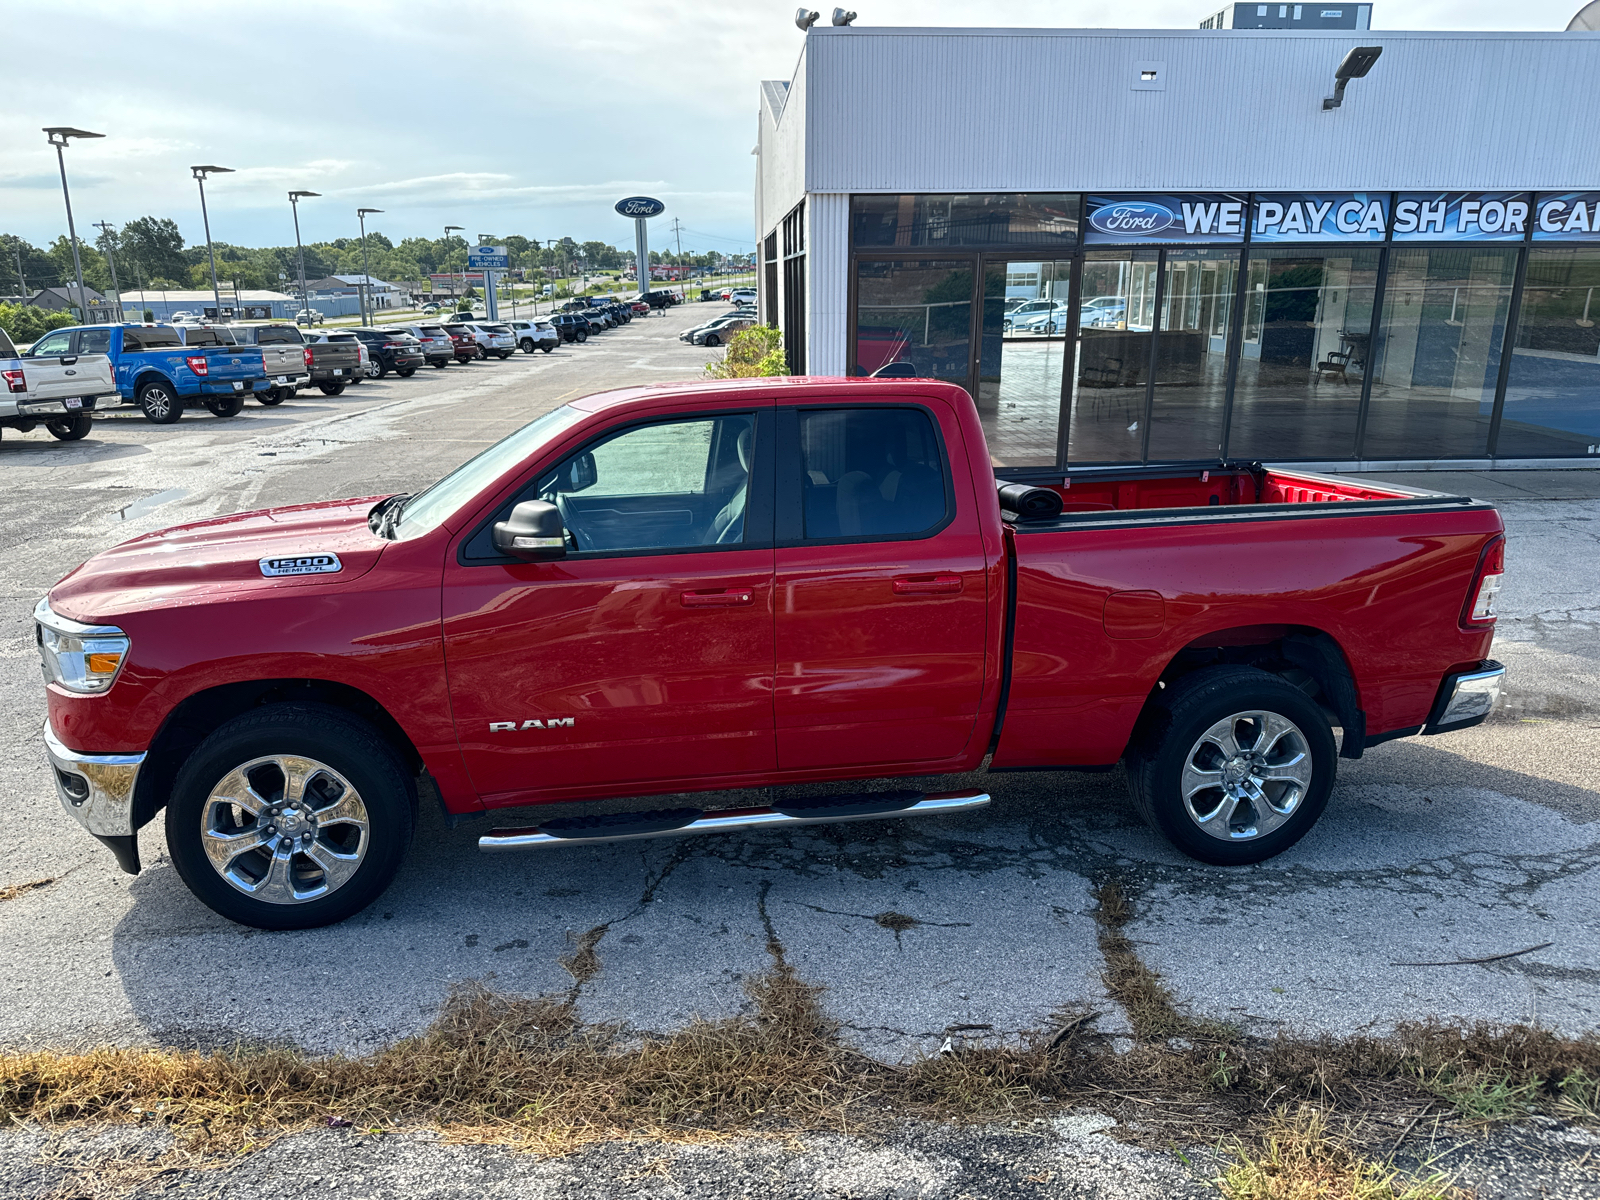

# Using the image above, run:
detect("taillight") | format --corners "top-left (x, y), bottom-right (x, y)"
top-left (2, 368), bottom-right (25, 394)
top-left (185, 355), bottom-right (209, 376)
top-left (1463, 535), bottom-right (1505, 628)
top-left (303, 347), bottom-right (313, 368)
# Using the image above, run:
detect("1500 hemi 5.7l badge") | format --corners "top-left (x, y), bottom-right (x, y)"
top-left (259, 554), bottom-right (343, 577)
top-left (490, 718), bottom-right (576, 731)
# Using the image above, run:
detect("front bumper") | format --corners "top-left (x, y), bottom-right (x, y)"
top-left (43, 718), bottom-right (146, 873)
top-left (1424, 660), bottom-right (1505, 734)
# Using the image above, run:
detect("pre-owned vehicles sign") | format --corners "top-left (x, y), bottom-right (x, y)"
top-left (467, 246), bottom-right (509, 269)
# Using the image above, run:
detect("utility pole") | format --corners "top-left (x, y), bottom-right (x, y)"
top-left (92, 221), bottom-right (124, 322)
top-left (444, 225), bottom-right (464, 306)
top-left (288, 191), bottom-right (320, 324)
top-left (190, 165), bottom-right (234, 321)
top-left (12, 246), bottom-right (25, 302)
top-left (358, 208), bottom-right (383, 325)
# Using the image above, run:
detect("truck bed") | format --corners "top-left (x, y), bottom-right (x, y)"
top-left (1022, 465), bottom-right (1444, 519)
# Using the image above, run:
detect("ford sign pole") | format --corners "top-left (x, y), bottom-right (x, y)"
top-left (616, 197), bottom-right (665, 306)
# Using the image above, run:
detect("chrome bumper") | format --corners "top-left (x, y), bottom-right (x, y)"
top-left (1425, 661), bottom-right (1505, 734)
top-left (42, 718), bottom-right (145, 838)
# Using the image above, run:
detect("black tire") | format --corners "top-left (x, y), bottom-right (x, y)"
top-left (576, 329), bottom-right (587, 343)
top-left (497, 351), bottom-right (512, 360)
top-left (1124, 667), bottom-right (1337, 866)
top-left (541, 343), bottom-right (554, 354)
top-left (432, 360), bottom-right (449, 369)
top-left (205, 394), bottom-right (246, 418)
top-left (397, 367), bottom-right (417, 378)
top-left (318, 382), bottom-right (347, 396)
top-left (46, 414), bottom-right (93, 441)
top-left (475, 346), bottom-right (487, 360)
top-left (258, 387), bottom-right (285, 406)
top-left (520, 339), bottom-right (535, 353)
top-left (165, 704), bottom-right (416, 931)
top-left (137, 380), bottom-right (184, 424)
top-left (703, 334), bottom-right (721, 347)
top-left (370, 359), bottom-right (388, 380)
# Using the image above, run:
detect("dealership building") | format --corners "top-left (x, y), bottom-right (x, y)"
top-left (753, 25), bottom-right (1600, 470)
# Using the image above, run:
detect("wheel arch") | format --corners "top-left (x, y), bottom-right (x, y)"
top-left (1146, 624), bottom-right (1366, 760)
top-left (133, 678), bottom-right (424, 832)
top-left (132, 370), bottom-right (178, 396)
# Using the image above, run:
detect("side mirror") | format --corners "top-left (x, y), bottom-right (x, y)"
top-left (493, 500), bottom-right (567, 560)
top-left (554, 451), bottom-right (597, 493)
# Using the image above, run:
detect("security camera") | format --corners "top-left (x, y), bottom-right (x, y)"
top-left (831, 7), bottom-right (857, 24)
top-left (795, 8), bottom-right (819, 28)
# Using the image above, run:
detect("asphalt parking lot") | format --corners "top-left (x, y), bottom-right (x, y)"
top-left (1, 301), bottom-right (1597, 1195)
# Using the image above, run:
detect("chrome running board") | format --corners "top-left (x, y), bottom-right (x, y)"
top-left (478, 789), bottom-right (990, 852)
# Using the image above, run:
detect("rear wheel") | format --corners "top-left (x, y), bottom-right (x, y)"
top-left (704, 334), bottom-right (721, 347)
top-left (137, 381), bottom-right (183, 424)
top-left (497, 351), bottom-right (512, 360)
top-left (520, 339), bottom-right (535, 353)
top-left (318, 382), bottom-right (346, 396)
top-left (165, 704), bottom-right (415, 931)
top-left (433, 359), bottom-right (449, 369)
top-left (397, 367), bottom-right (416, 378)
top-left (1124, 667), bottom-right (1336, 866)
top-left (46, 414), bottom-right (93, 441)
top-left (369, 358), bottom-right (387, 379)
top-left (541, 343), bottom-right (554, 354)
top-left (204, 394), bottom-right (246, 417)
top-left (576, 329), bottom-right (587, 343)
top-left (258, 387), bottom-right (285, 406)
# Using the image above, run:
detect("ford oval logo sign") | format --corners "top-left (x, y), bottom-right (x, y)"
top-left (1088, 201), bottom-right (1177, 236)
top-left (615, 196), bottom-right (665, 218)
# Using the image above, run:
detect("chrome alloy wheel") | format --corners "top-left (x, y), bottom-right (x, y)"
top-left (200, 755), bottom-right (370, 904)
top-left (1179, 711), bottom-right (1313, 841)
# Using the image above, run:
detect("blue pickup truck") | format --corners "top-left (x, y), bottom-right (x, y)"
top-left (31, 324), bottom-right (270, 424)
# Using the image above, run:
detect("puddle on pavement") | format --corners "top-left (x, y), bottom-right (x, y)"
top-left (115, 487), bottom-right (189, 521)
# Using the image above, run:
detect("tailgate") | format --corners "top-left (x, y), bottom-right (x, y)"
top-left (13, 354), bottom-right (114, 400)
top-left (313, 344), bottom-right (361, 368)
top-left (197, 346), bottom-right (264, 380)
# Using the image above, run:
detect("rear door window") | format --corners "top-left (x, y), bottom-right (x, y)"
top-left (795, 407), bottom-right (950, 540)
top-left (77, 328), bottom-right (113, 354)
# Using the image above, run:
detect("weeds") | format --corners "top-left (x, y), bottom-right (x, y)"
top-left (0, 877), bottom-right (57, 904)
top-left (1218, 1108), bottom-right (1468, 1200)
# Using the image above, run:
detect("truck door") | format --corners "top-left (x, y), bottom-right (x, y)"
top-left (774, 401), bottom-right (991, 771)
top-left (443, 408), bottom-right (777, 801)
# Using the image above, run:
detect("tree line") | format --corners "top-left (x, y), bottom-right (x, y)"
top-left (2, 222), bottom-right (741, 298)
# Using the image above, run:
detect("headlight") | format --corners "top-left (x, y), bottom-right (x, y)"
top-left (35, 598), bottom-right (129, 695)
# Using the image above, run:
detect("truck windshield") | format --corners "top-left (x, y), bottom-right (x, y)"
top-left (0, 328), bottom-right (15, 357)
top-left (392, 404), bottom-right (588, 541)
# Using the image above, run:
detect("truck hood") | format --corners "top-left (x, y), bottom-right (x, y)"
top-left (50, 496), bottom-right (395, 621)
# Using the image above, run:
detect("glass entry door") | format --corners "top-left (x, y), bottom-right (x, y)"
top-left (976, 259), bottom-right (1074, 467)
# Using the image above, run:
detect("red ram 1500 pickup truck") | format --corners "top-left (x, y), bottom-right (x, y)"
top-left (37, 379), bottom-right (1506, 929)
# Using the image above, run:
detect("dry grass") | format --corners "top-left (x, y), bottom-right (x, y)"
top-left (0, 877), bottom-right (57, 904)
top-left (1218, 1108), bottom-right (1469, 1200)
top-left (2, 874), bottom-right (1595, 1173)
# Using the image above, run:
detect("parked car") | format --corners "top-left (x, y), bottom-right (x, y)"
top-left (548, 314), bottom-right (589, 344)
top-left (294, 310), bottom-right (325, 327)
top-left (300, 338), bottom-right (362, 395)
top-left (1003, 301), bottom-right (1072, 336)
top-left (460, 323), bottom-right (516, 360)
top-left (33, 379), bottom-right (1509, 928)
top-left (440, 324), bottom-right (481, 362)
top-left (576, 313), bottom-right (607, 337)
top-left (679, 313), bottom-right (757, 344)
top-left (421, 304), bottom-right (440, 315)
top-left (220, 324), bottom-right (311, 405)
top-left (729, 288), bottom-right (757, 306)
top-left (640, 290), bottom-right (679, 310)
top-left (0, 324), bottom-right (114, 442)
top-left (29, 323), bottom-right (263, 423)
top-left (345, 328), bottom-right (427, 378)
top-left (1080, 296), bottom-right (1128, 328)
top-left (401, 324), bottom-right (457, 368)
top-left (692, 315), bottom-right (758, 347)
top-left (506, 319), bottom-right (559, 354)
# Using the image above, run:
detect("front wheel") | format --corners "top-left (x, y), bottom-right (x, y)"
top-left (137, 381), bottom-right (183, 424)
top-left (46, 414), bottom-right (93, 441)
top-left (165, 704), bottom-right (416, 930)
top-left (318, 382), bottom-right (346, 396)
top-left (205, 394), bottom-right (246, 417)
top-left (1124, 667), bottom-right (1336, 866)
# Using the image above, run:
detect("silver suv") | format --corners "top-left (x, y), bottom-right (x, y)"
top-left (463, 322), bottom-right (516, 360)
top-left (402, 324), bottom-right (456, 368)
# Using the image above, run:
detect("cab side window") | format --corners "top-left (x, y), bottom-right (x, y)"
top-left (799, 407), bottom-right (948, 540)
top-left (30, 331), bottom-right (73, 358)
top-left (532, 414), bottom-right (757, 554)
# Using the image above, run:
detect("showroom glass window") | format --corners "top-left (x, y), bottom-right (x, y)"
top-left (852, 260), bottom-right (974, 387)
top-left (1145, 248), bottom-right (1237, 462)
top-left (1496, 247), bottom-right (1600, 457)
top-left (1068, 249), bottom-right (1159, 463)
top-left (851, 194), bottom-right (1080, 249)
top-left (1226, 247), bottom-right (1379, 461)
top-left (1364, 248), bottom-right (1518, 459)
top-left (976, 259), bottom-right (1073, 466)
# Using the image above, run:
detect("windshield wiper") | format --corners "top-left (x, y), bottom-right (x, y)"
top-left (370, 494), bottom-right (411, 539)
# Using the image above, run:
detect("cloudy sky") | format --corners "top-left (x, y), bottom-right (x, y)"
top-left (2, 0), bottom-right (1585, 257)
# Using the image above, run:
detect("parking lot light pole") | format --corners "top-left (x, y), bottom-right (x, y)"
top-left (42, 127), bottom-right (103, 322)
top-left (189, 165), bottom-right (233, 321)
top-left (92, 220), bottom-right (124, 323)
top-left (288, 191), bottom-right (320, 325)
top-left (357, 208), bottom-right (383, 325)
top-left (444, 225), bottom-right (464, 307)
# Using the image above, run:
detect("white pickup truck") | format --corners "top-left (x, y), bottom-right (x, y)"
top-left (0, 325), bottom-right (115, 443)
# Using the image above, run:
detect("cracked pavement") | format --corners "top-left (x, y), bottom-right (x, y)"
top-left (1, 304), bottom-right (1597, 1194)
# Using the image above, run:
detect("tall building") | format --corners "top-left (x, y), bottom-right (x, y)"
top-left (1201, 2), bottom-right (1372, 29)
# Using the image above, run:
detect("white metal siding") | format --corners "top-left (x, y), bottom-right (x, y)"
top-left (805, 194), bottom-right (849, 375)
top-left (802, 28), bottom-right (1600, 193)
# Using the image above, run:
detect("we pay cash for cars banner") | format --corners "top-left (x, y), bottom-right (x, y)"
top-left (1251, 193), bottom-right (1388, 241)
top-left (1534, 192), bottom-right (1600, 241)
